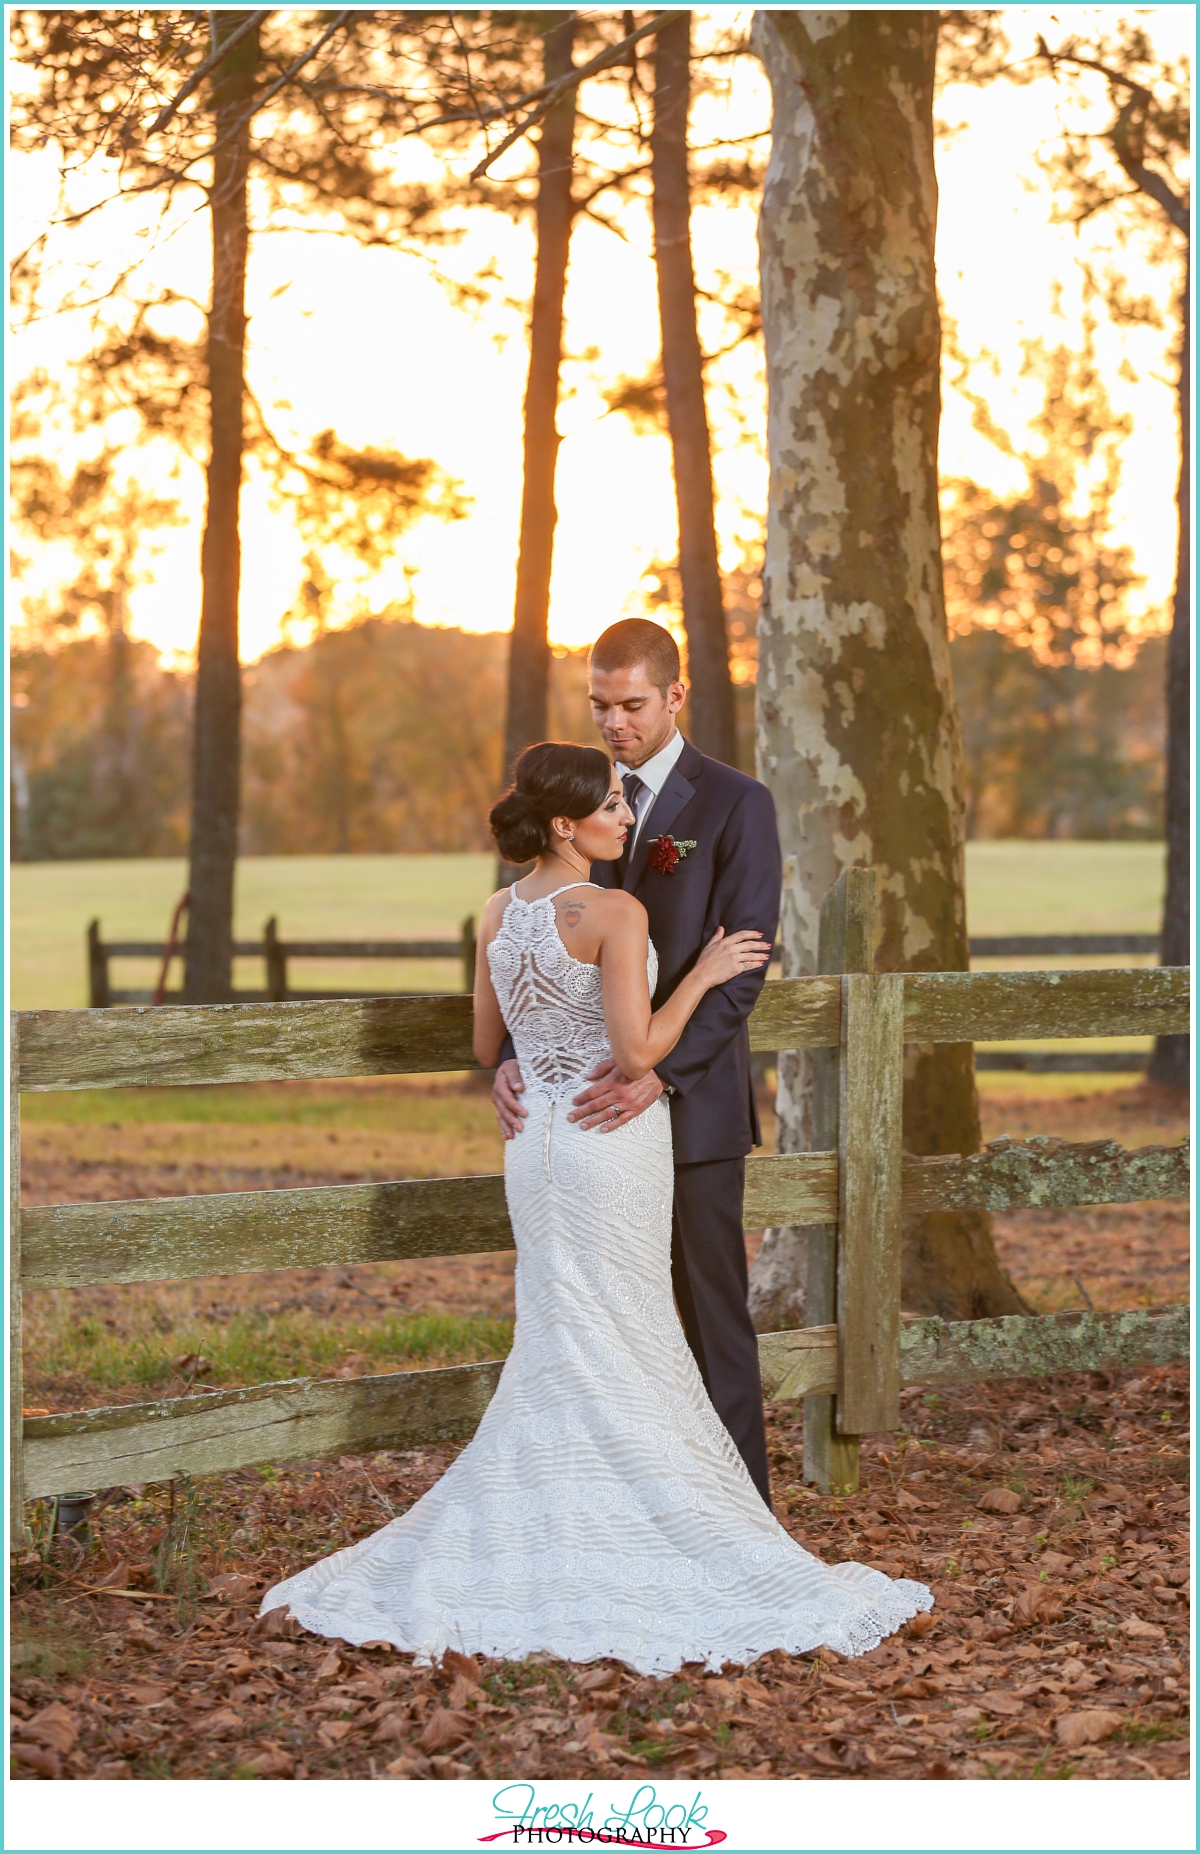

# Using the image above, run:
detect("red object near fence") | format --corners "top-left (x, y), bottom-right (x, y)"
top-left (153, 892), bottom-right (190, 1006)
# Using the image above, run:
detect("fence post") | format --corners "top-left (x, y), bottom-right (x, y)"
top-left (836, 967), bottom-right (905, 1436)
top-left (86, 919), bottom-right (109, 1009)
top-left (264, 917), bottom-right (288, 1003)
top-left (803, 866), bottom-right (876, 1493)
top-left (10, 1016), bottom-right (25, 1548)
top-left (461, 916), bottom-right (477, 995)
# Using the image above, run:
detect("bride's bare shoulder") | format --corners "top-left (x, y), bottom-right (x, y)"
top-left (593, 888), bottom-right (648, 933)
top-left (480, 888), bottom-right (513, 935)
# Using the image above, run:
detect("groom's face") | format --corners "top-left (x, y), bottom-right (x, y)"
top-left (588, 662), bottom-right (686, 768)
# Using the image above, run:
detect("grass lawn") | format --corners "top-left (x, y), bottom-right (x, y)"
top-left (10, 842), bottom-right (1167, 1009)
top-left (962, 839), bottom-right (1165, 937)
top-left (10, 853), bottom-right (496, 1009)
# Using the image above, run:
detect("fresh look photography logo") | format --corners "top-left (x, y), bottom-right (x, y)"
top-left (479, 1784), bottom-right (727, 1849)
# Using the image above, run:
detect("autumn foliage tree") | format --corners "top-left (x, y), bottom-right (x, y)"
top-left (1034, 24), bottom-right (1190, 1087)
top-left (11, 9), bottom-right (484, 996)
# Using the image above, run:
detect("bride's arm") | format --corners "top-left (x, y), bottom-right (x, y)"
top-left (599, 894), bottom-right (770, 1081)
top-left (472, 892), bottom-right (511, 1068)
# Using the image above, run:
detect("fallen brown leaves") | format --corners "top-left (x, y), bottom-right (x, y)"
top-left (9, 1361), bottom-right (1189, 1783)
top-left (10, 1079), bottom-right (1191, 1784)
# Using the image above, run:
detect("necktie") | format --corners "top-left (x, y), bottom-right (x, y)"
top-left (618, 772), bottom-right (648, 882)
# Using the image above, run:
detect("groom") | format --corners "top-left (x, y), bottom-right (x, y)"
top-left (492, 618), bottom-right (781, 1506)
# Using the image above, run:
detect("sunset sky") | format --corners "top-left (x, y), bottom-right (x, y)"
top-left (8, 6), bottom-right (1190, 667)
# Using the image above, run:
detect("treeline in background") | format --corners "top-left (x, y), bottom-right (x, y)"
top-left (11, 614), bottom-right (1165, 862)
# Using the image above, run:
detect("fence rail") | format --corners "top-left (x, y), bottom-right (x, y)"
top-left (11, 872), bottom-right (1189, 1542)
top-left (87, 918), bottom-right (1165, 1075)
top-left (86, 915), bottom-right (477, 1007)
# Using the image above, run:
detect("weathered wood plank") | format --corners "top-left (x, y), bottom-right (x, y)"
top-left (747, 977), bottom-right (841, 1053)
top-left (22, 1360), bottom-right (506, 1499)
top-left (20, 1175), bottom-right (516, 1289)
top-left (22, 1157), bottom-right (833, 1289)
top-left (16, 995), bottom-right (477, 1092)
top-left (23, 1303), bottom-right (1188, 1500)
top-left (899, 1303), bottom-right (1190, 1389)
top-left (742, 1153), bottom-right (838, 1230)
top-left (11, 1020), bottom-right (26, 1546)
top-left (759, 1324), bottom-right (838, 1401)
top-left (15, 965), bottom-right (1189, 1093)
top-left (761, 1304), bottom-right (1190, 1403)
top-left (837, 970), bottom-right (904, 1436)
top-left (902, 1137), bottom-right (1190, 1215)
top-left (904, 967), bottom-right (1188, 1044)
top-left (803, 867), bottom-right (875, 1495)
top-left (20, 1135), bottom-right (1185, 1293)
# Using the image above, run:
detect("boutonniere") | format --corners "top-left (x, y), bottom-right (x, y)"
top-left (648, 835), bottom-right (698, 875)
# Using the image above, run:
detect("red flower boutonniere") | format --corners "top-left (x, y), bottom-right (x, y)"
top-left (648, 835), bottom-right (698, 875)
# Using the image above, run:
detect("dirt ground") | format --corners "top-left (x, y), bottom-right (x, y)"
top-left (12, 1080), bottom-right (1190, 1782)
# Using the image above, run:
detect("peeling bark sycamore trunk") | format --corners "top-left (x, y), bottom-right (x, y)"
top-left (184, 12), bottom-right (259, 1004)
top-left (1148, 249), bottom-right (1190, 1090)
top-left (501, 12), bottom-right (577, 792)
top-left (651, 12), bottom-right (737, 766)
top-left (751, 9), bottom-right (1024, 1321)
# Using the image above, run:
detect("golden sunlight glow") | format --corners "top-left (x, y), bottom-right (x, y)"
top-left (7, 7), bottom-right (1189, 666)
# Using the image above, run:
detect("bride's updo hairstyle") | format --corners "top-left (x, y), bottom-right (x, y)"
top-left (490, 742), bottom-right (613, 864)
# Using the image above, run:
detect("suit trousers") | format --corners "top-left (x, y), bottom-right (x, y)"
top-left (670, 1157), bottom-right (771, 1507)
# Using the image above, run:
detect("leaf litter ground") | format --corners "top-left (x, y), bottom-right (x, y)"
top-left (12, 1081), bottom-right (1189, 1781)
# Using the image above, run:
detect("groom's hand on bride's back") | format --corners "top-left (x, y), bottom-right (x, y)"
top-left (493, 1059), bottom-right (529, 1139)
top-left (568, 1058), bottom-right (664, 1133)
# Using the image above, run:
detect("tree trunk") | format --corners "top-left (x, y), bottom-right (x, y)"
top-left (184, 12), bottom-right (258, 1004)
top-left (651, 12), bottom-right (737, 766)
top-left (501, 11), bottom-right (576, 803)
top-left (1148, 246), bottom-right (1190, 1090)
top-left (751, 8), bottom-right (1024, 1322)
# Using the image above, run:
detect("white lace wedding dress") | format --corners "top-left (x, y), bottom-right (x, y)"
top-left (260, 884), bottom-right (932, 1673)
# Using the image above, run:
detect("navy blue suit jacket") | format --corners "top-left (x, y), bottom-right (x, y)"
top-left (593, 739), bottom-right (781, 1165)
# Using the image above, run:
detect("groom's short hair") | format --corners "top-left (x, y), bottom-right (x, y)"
top-left (589, 619), bottom-right (681, 694)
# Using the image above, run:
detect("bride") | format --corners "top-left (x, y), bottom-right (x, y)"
top-left (260, 743), bottom-right (932, 1672)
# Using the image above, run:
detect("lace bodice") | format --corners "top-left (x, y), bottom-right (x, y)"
top-left (485, 884), bottom-right (658, 1100)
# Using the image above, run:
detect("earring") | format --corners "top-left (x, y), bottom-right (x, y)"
top-left (566, 832), bottom-right (574, 840)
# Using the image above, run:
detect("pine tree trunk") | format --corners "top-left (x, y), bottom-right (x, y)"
top-left (184, 12), bottom-right (258, 1003)
top-left (752, 8), bottom-right (1025, 1322)
top-left (501, 12), bottom-right (576, 802)
top-left (1148, 247), bottom-right (1190, 1089)
top-left (651, 11), bottom-right (737, 766)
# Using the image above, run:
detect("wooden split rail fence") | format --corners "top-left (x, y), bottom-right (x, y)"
top-left (87, 915), bottom-right (478, 1007)
top-left (88, 918), bottom-right (1159, 1074)
top-left (11, 869), bottom-right (1189, 1543)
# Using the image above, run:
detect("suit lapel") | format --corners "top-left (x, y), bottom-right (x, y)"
top-left (625, 743), bottom-right (701, 892)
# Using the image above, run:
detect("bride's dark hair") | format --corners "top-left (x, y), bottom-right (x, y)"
top-left (490, 742), bottom-right (614, 864)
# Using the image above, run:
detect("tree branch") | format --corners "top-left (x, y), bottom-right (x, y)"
top-left (1038, 40), bottom-right (1190, 237)
top-left (471, 11), bottom-right (675, 181)
top-left (137, 10), bottom-right (273, 141)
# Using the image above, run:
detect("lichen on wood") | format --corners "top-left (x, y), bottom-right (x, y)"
top-left (902, 1136), bottom-right (1190, 1214)
top-left (899, 1303), bottom-right (1190, 1387)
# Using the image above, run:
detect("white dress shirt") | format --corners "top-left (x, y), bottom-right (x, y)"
top-left (615, 728), bottom-right (686, 849)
